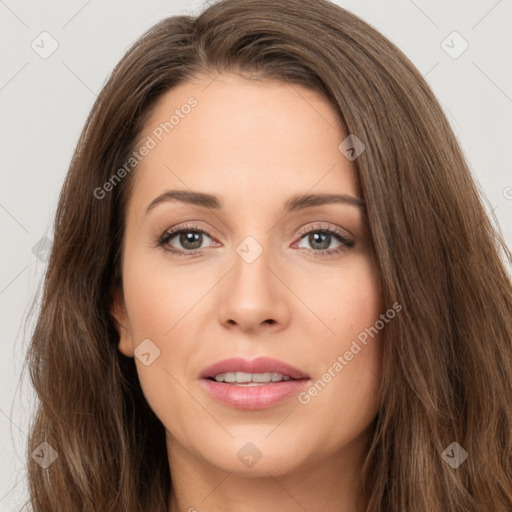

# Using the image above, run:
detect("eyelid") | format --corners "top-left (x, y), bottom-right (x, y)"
top-left (295, 222), bottom-right (354, 242)
top-left (159, 222), bottom-right (216, 241)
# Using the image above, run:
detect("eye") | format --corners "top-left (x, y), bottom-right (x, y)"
top-left (158, 224), bottom-right (217, 256)
top-left (294, 224), bottom-right (355, 256)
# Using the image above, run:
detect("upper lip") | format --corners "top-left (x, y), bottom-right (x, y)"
top-left (199, 357), bottom-right (309, 380)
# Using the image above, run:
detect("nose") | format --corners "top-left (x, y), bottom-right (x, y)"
top-left (217, 240), bottom-right (290, 334)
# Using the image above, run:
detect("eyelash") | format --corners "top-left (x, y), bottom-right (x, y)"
top-left (157, 222), bottom-right (355, 258)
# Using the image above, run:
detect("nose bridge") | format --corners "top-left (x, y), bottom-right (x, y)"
top-left (232, 232), bottom-right (273, 302)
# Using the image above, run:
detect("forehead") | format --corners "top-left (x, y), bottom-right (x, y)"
top-left (127, 73), bottom-right (360, 216)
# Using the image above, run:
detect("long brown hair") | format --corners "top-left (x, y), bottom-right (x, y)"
top-left (22, 0), bottom-right (512, 510)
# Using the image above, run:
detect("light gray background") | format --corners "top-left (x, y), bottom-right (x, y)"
top-left (1, 0), bottom-right (511, 508)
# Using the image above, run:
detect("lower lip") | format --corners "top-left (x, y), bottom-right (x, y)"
top-left (200, 378), bottom-right (310, 410)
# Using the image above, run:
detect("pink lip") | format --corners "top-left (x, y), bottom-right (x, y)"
top-left (199, 357), bottom-right (310, 410)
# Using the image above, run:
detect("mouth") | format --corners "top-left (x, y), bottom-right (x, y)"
top-left (199, 355), bottom-right (309, 381)
top-left (207, 371), bottom-right (299, 386)
top-left (199, 357), bottom-right (310, 409)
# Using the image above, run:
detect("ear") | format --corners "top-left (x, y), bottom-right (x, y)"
top-left (111, 288), bottom-right (134, 357)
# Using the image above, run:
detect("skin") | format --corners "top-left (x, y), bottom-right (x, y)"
top-left (112, 73), bottom-right (384, 512)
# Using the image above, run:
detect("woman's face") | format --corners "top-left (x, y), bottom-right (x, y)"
top-left (112, 73), bottom-right (384, 478)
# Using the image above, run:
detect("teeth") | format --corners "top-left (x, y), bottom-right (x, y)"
top-left (213, 372), bottom-right (292, 384)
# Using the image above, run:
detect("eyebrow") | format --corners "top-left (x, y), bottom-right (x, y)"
top-left (146, 189), bottom-right (365, 214)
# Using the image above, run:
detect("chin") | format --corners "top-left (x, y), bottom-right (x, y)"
top-left (197, 436), bottom-right (313, 476)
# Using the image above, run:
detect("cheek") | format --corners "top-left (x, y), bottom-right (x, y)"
top-left (122, 252), bottom-right (204, 342)
top-left (120, 251), bottom-right (207, 434)
top-left (300, 254), bottom-right (383, 430)
top-left (330, 254), bottom-right (383, 375)
top-left (311, 252), bottom-right (382, 339)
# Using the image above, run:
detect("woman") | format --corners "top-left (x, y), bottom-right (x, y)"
top-left (24, 0), bottom-right (512, 510)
